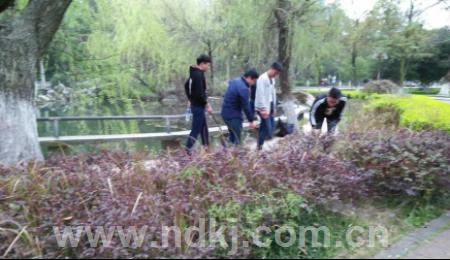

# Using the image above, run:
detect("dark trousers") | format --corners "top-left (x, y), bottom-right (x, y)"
top-left (249, 100), bottom-right (256, 121)
top-left (186, 105), bottom-right (209, 150)
top-left (224, 118), bottom-right (243, 145)
top-left (257, 103), bottom-right (275, 149)
top-left (313, 117), bottom-right (339, 134)
top-left (257, 112), bottom-right (274, 149)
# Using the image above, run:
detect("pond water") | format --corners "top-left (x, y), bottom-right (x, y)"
top-left (37, 97), bottom-right (226, 156)
top-left (38, 95), bottom-right (362, 157)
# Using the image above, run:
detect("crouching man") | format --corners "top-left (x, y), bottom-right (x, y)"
top-left (221, 69), bottom-right (259, 145)
top-left (310, 88), bottom-right (347, 135)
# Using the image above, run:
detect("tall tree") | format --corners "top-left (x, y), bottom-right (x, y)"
top-left (0, 0), bottom-right (72, 164)
top-left (344, 16), bottom-right (377, 84)
top-left (161, 0), bottom-right (237, 88)
top-left (274, 0), bottom-right (318, 98)
top-left (424, 29), bottom-right (450, 84)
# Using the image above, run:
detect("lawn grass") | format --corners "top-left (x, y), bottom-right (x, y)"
top-left (367, 95), bottom-right (450, 133)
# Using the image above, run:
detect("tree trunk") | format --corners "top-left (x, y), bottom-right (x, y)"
top-left (0, 44), bottom-right (43, 164)
top-left (206, 41), bottom-right (214, 88)
top-left (0, 0), bottom-right (72, 165)
top-left (351, 42), bottom-right (358, 85)
top-left (351, 20), bottom-right (359, 85)
top-left (399, 58), bottom-right (406, 86)
top-left (0, 95), bottom-right (42, 164)
top-left (275, 0), bottom-right (292, 99)
top-left (314, 53), bottom-right (322, 85)
top-left (399, 2), bottom-right (414, 87)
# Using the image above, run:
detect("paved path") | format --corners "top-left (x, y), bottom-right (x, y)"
top-left (405, 229), bottom-right (450, 259)
top-left (431, 95), bottom-right (450, 104)
top-left (375, 211), bottom-right (450, 259)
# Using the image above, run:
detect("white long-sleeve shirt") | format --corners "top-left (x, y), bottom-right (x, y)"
top-left (255, 72), bottom-right (276, 112)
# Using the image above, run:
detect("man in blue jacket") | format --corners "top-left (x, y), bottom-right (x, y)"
top-left (221, 69), bottom-right (259, 145)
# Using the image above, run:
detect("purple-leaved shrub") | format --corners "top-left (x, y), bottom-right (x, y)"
top-left (0, 130), bottom-right (449, 258)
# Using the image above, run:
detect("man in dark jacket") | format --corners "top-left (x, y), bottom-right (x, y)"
top-left (310, 87), bottom-right (347, 135)
top-left (185, 54), bottom-right (213, 153)
top-left (221, 69), bottom-right (259, 145)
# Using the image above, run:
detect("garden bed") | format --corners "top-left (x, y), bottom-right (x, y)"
top-left (367, 95), bottom-right (450, 133)
top-left (1, 128), bottom-right (449, 258)
top-left (1, 95), bottom-right (449, 259)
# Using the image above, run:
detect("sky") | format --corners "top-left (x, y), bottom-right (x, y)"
top-left (330, 0), bottom-right (450, 29)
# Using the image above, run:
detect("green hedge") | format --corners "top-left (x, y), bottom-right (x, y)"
top-left (305, 90), bottom-right (371, 100)
top-left (367, 95), bottom-right (450, 133)
top-left (405, 88), bottom-right (441, 95)
top-left (304, 88), bottom-right (442, 99)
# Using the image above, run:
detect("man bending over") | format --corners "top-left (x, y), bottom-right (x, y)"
top-left (310, 88), bottom-right (347, 135)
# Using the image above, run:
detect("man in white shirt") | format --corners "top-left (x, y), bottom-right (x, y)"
top-left (255, 62), bottom-right (283, 150)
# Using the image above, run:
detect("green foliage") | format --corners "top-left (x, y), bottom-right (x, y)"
top-left (405, 88), bottom-right (441, 95)
top-left (367, 95), bottom-right (450, 133)
top-left (38, 0), bottom-right (449, 104)
top-left (404, 205), bottom-right (444, 228)
top-left (343, 90), bottom-right (372, 100)
top-left (0, 0), bottom-right (28, 22)
top-left (293, 3), bottom-right (353, 84)
top-left (305, 90), bottom-right (372, 100)
top-left (414, 28), bottom-right (450, 84)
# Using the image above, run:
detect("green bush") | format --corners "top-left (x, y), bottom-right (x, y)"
top-left (304, 90), bottom-right (371, 100)
top-left (366, 95), bottom-right (450, 133)
top-left (405, 88), bottom-right (441, 95)
top-left (343, 90), bottom-right (371, 100)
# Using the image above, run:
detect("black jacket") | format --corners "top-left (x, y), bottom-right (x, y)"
top-left (310, 94), bottom-right (347, 126)
top-left (185, 66), bottom-right (208, 107)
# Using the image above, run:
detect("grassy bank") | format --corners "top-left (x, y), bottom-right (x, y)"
top-left (303, 89), bottom-right (371, 100)
top-left (405, 88), bottom-right (441, 95)
top-left (367, 95), bottom-right (450, 133)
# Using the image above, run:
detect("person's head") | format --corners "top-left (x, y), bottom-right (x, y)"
top-left (327, 88), bottom-right (342, 107)
top-left (196, 54), bottom-right (212, 72)
top-left (267, 62), bottom-right (283, 78)
top-left (243, 69), bottom-right (260, 86)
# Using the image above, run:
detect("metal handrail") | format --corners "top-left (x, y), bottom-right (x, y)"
top-left (37, 111), bottom-right (223, 138)
top-left (36, 111), bottom-right (222, 122)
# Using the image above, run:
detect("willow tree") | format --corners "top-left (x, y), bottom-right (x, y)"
top-left (0, 0), bottom-right (72, 164)
top-left (84, 0), bottom-right (189, 101)
top-left (274, 0), bottom-right (318, 98)
top-left (161, 0), bottom-right (237, 88)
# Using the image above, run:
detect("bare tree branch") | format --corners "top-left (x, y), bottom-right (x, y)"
top-left (412, 0), bottom-right (450, 19)
top-left (292, 0), bottom-right (320, 18)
